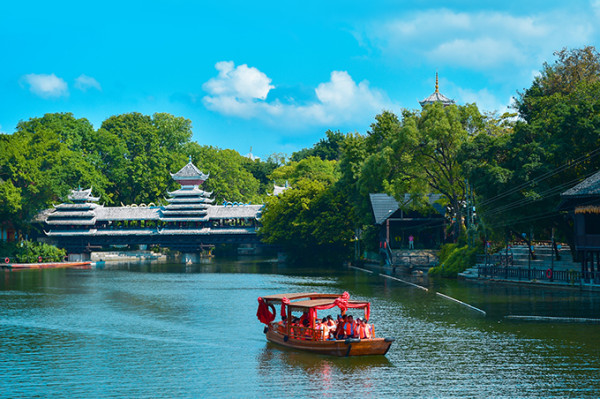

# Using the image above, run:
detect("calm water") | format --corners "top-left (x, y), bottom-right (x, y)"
top-left (1, 258), bottom-right (599, 398)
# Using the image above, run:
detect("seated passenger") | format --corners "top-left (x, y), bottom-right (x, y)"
top-left (319, 317), bottom-right (330, 340)
top-left (299, 312), bottom-right (309, 326)
top-left (354, 317), bottom-right (363, 338)
top-left (335, 315), bottom-right (347, 339)
top-left (302, 318), bottom-right (312, 340)
top-left (363, 319), bottom-right (374, 338)
top-left (326, 315), bottom-right (336, 329)
top-left (344, 315), bottom-right (356, 339)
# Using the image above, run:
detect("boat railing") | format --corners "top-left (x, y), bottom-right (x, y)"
top-left (274, 322), bottom-right (377, 340)
top-left (289, 325), bottom-right (326, 341)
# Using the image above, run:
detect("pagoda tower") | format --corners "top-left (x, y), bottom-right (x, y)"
top-left (419, 73), bottom-right (455, 107)
top-left (160, 159), bottom-right (214, 224)
top-left (45, 187), bottom-right (100, 236)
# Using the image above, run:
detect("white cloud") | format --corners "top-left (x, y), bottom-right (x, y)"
top-left (203, 61), bottom-right (273, 100)
top-left (456, 87), bottom-right (512, 114)
top-left (74, 74), bottom-right (101, 92)
top-left (368, 8), bottom-right (596, 71)
top-left (22, 73), bottom-right (68, 98)
top-left (429, 38), bottom-right (526, 68)
top-left (203, 62), bottom-right (392, 128)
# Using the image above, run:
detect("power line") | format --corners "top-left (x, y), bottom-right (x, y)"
top-left (479, 169), bottom-right (599, 219)
top-left (477, 146), bottom-right (600, 207)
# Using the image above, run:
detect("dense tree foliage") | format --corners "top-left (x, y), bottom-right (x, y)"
top-left (0, 112), bottom-right (271, 232)
top-left (466, 46), bottom-right (600, 244)
top-left (2, 46), bottom-right (599, 267)
top-left (185, 143), bottom-right (262, 203)
top-left (290, 130), bottom-right (346, 162)
top-left (258, 169), bottom-right (355, 263)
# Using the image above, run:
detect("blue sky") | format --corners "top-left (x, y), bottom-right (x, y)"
top-left (2, 1), bottom-right (600, 159)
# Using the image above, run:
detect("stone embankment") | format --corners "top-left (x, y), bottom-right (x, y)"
top-left (460, 244), bottom-right (599, 290)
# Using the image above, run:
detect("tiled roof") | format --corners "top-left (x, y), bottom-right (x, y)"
top-left (167, 197), bottom-right (213, 204)
top-left (168, 186), bottom-right (212, 197)
top-left (54, 203), bottom-right (98, 210)
top-left (419, 91), bottom-right (455, 107)
top-left (369, 193), bottom-right (445, 224)
top-left (272, 183), bottom-right (291, 196)
top-left (46, 219), bottom-right (97, 225)
top-left (207, 205), bottom-right (263, 219)
top-left (170, 161), bottom-right (209, 181)
top-left (369, 194), bottom-right (400, 224)
top-left (47, 211), bottom-right (96, 218)
top-left (163, 204), bottom-right (212, 210)
top-left (68, 187), bottom-right (100, 202)
top-left (95, 207), bottom-right (159, 221)
top-left (562, 170), bottom-right (600, 197)
top-left (419, 73), bottom-right (455, 107)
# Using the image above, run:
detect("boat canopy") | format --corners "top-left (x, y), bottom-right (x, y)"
top-left (257, 292), bottom-right (371, 326)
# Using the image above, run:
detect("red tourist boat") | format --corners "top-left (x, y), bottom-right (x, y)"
top-left (256, 292), bottom-right (394, 357)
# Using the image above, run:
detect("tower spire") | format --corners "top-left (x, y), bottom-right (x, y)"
top-left (435, 72), bottom-right (439, 93)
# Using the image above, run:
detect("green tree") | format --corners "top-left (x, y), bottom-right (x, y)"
top-left (185, 143), bottom-right (262, 203)
top-left (290, 130), bottom-right (346, 161)
top-left (0, 115), bottom-right (110, 231)
top-left (259, 179), bottom-right (355, 263)
top-left (98, 113), bottom-right (191, 204)
top-left (469, 47), bottom-right (600, 243)
top-left (269, 156), bottom-right (339, 187)
top-left (384, 104), bottom-right (484, 234)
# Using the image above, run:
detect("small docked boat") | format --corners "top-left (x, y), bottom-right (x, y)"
top-left (257, 292), bottom-right (394, 357)
top-left (1, 261), bottom-right (93, 270)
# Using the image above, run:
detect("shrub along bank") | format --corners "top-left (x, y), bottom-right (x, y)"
top-left (0, 241), bottom-right (66, 263)
top-left (428, 243), bottom-right (479, 278)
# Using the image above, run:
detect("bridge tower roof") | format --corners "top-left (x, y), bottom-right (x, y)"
top-left (171, 158), bottom-right (209, 186)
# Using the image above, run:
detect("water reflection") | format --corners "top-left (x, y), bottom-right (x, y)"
top-left (257, 343), bottom-right (393, 396)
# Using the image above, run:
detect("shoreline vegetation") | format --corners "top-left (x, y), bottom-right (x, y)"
top-left (2, 47), bottom-right (600, 275)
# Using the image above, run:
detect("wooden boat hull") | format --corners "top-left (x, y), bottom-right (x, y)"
top-left (2, 262), bottom-right (92, 270)
top-left (265, 327), bottom-right (393, 357)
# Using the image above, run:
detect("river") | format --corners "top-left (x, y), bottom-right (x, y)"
top-left (1, 258), bottom-right (599, 398)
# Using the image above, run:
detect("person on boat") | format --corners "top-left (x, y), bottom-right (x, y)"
top-left (326, 315), bottom-right (336, 337)
top-left (335, 315), bottom-right (347, 339)
top-left (326, 315), bottom-right (336, 328)
top-left (354, 318), bottom-right (363, 338)
top-left (299, 312), bottom-right (309, 326)
top-left (302, 318), bottom-right (312, 340)
top-left (278, 315), bottom-right (287, 333)
top-left (343, 315), bottom-right (356, 339)
top-left (355, 318), bottom-right (371, 339)
top-left (318, 317), bottom-right (331, 340)
top-left (363, 319), bottom-right (373, 339)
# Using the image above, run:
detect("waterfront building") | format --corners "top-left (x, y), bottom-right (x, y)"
top-left (560, 170), bottom-right (600, 283)
top-left (369, 193), bottom-right (446, 250)
top-left (419, 73), bottom-right (455, 107)
top-left (43, 160), bottom-right (263, 256)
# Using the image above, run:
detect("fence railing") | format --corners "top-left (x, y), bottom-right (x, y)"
top-left (477, 265), bottom-right (600, 285)
top-left (476, 254), bottom-right (514, 267)
top-left (392, 254), bottom-right (431, 266)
